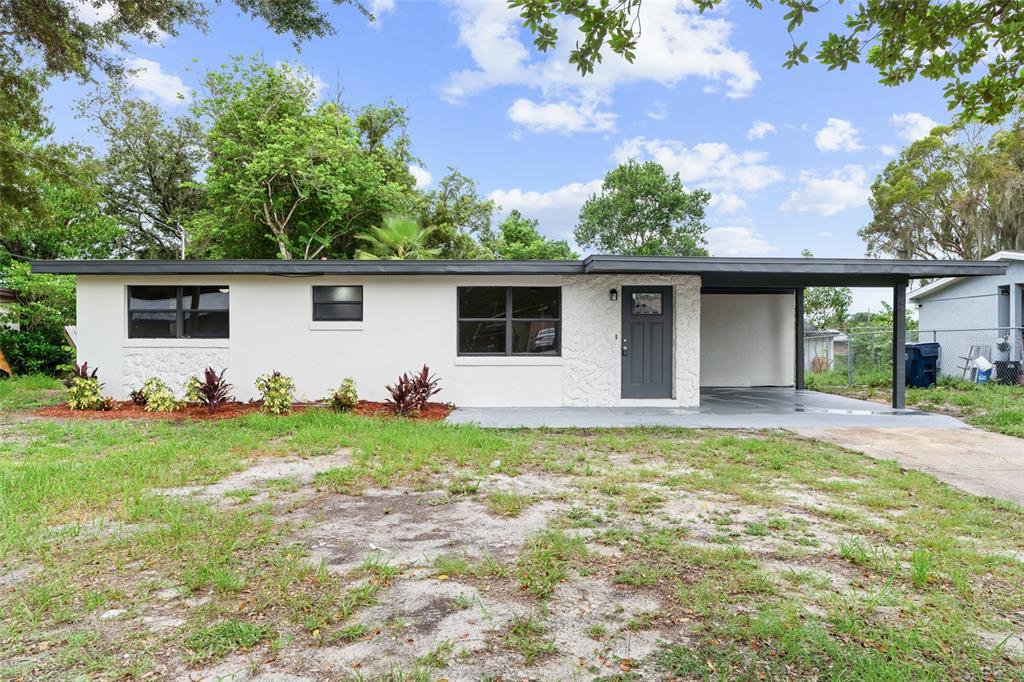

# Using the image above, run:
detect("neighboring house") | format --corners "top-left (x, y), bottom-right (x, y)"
top-left (0, 287), bottom-right (15, 376)
top-left (31, 257), bottom-right (1006, 408)
top-left (803, 328), bottom-right (842, 373)
top-left (909, 252), bottom-right (1024, 378)
top-left (0, 287), bottom-right (16, 329)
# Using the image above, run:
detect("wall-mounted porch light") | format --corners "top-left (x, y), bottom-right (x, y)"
top-left (609, 288), bottom-right (618, 302)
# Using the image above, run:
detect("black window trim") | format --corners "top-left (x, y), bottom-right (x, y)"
top-left (127, 285), bottom-right (230, 339)
top-left (457, 286), bottom-right (562, 357)
top-left (311, 285), bottom-right (364, 322)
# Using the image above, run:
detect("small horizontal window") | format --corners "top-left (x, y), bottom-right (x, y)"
top-left (313, 286), bottom-right (363, 321)
top-left (127, 286), bottom-right (229, 339)
top-left (457, 286), bottom-right (561, 356)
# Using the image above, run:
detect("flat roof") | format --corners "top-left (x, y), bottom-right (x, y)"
top-left (909, 251), bottom-right (1023, 301)
top-left (31, 256), bottom-right (1007, 288)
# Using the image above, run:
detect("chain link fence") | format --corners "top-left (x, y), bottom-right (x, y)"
top-left (804, 327), bottom-right (1024, 387)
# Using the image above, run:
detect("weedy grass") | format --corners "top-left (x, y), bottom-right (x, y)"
top-left (1, 386), bottom-right (1023, 680)
top-left (485, 490), bottom-right (535, 517)
top-left (0, 374), bottom-right (64, 411)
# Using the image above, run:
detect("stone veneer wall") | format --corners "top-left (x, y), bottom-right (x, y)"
top-left (561, 274), bottom-right (701, 406)
top-left (122, 347), bottom-right (230, 397)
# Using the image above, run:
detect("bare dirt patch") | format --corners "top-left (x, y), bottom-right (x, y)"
top-left (161, 450), bottom-right (353, 502)
top-left (294, 487), bottom-right (565, 573)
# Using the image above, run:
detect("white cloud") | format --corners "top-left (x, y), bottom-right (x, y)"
top-left (371, 0), bottom-right (396, 15)
top-left (613, 137), bottom-right (784, 195)
top-left (442, 0), bottom-right (758, 107)
top-left (126, 58), bottom-right (190, 106)
top-left (706, 226), bottom-right (777, 256)
top-left (880, 144), bottom-right (898, 156)
top-left (488, 179), bottom-right (602, 213)
top-left (409, 165), bottom-right (432, 188)
top-left (890, 112), bottom-right (939, 142)
top-left (709, 192), bottom-right (746, 214)
top-left (646, 101), bottom-right (668, 121)
top-left (507, 98), bottom-right (616, 134)
top-left (779, 165), bottom-right (870, 216)
top-left (815, 118), bottom-right (864, 152)
top-left (746, 120), bottom-right (775, 140)
top-left (70, 0), bottom-right (115, 23)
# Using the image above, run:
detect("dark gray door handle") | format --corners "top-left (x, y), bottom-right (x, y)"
top-left (622, 338), bottom-right (628, 356)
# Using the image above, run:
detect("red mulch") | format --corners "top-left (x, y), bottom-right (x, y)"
top-left (350, 400), bottom-right (452, 421)
top-left (34, 400), bottom-right (452, 421)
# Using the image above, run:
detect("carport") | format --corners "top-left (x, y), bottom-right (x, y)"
top-left (583, 256), bottom-right (1008, 409)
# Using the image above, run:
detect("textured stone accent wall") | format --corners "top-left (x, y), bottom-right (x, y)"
top-left (122, 347), bottom-right (230, 397)
top-left (560, 274), bottom-right (701, 406)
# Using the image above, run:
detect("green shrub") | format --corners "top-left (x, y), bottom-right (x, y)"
top-left (255, 371), bottom-right (295, 414)
top-left (0, 262), bottom-right (75, 374)
top-left (327, 377), bottom-right (358, 411)
top-left (66, 377), bottom-right (111, 411)
top-left (184, 375), bottom-right (203, 403)
top-left (139, 377), bottom-right (180, 413)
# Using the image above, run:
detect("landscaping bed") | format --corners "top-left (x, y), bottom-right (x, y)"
top-left (34, 400), bottom-right (452, 421)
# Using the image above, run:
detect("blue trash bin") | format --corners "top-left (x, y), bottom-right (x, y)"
top-left (905, 342), bottom-right (940, 388)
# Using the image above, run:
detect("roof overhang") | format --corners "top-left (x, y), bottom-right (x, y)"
top-left (909, 251), bottom-right (1022, 301)
top-left (0, 287), bottom-right (15, 303)
top-left (31, 256), bottom-right (1008, 289)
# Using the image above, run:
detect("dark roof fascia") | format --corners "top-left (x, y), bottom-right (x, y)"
top-left (30, 259), bottom-right (584, 276)
top-left (581, 255), bottom-right (1008, 279)
top-left (0, 287), bottom-right (15, 302)
top-left (30, 257), bottom-right (1008, 287)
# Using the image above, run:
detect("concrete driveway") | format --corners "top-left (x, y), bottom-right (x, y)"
top-left (792, 426), bottom-right (1024, 507)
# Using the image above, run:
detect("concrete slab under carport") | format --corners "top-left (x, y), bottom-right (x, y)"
top-left (445, 387), bottom-right (969, 429)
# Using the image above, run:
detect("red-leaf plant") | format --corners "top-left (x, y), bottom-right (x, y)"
top-left (385, 364), bottom-right (441, 416)
top-left (198, 367), bottom-right (234, 413)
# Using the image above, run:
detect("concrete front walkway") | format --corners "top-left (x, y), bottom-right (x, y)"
top-left (446, 387), bottom-right (968, 430)
top-left (793, 426), bottom-right (1024, 507)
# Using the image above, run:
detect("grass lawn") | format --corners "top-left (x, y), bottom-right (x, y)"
top-left (808, 375), bottom-right (1024, 437)
top-left (0, 375), bottom-right (64, 412)
top-left (1, 381), bottom-right (1023, 679)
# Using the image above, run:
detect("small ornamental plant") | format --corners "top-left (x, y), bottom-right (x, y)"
top-left (196, 367), bottom-right (233, 413)
top-left (184, 375), bottom-right (204, 404)
top-left (255, 371), bottom-right (295, 414)
top-left (140, 377), bottom-right (180, 413)
top-left (327, 378), bottom-right (358, 412)
top-left (66, 363), bottom-right (111, 410)
top-left (385, 365), bottom-right (441, 416)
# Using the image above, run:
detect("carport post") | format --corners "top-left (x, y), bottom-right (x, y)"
top-left (892, 282), bottom-right (907, 409)
top-left (795, 288), bottom-right (805, 390)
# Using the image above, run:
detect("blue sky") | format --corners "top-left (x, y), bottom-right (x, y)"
top-left (48, 0), bottom-right (957, 311)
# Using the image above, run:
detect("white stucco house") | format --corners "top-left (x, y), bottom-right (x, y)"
top-left (909, 251), bottom-right (1024, 379)
top-left (31, 256), bottom-right (1007, 409)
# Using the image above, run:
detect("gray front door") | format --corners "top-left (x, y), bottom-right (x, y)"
top-left (621, 286), bottom-right (673, 398)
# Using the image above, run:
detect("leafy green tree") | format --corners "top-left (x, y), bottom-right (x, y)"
top-left (574, 160), bottom-right (710, 256)
top-left (0, 1), bottom-right (373, 225)
top-left (800, 250), bottom-right (852, 329)
top-left (1, 143), bottom-right (121, 261)
top-left (0, 261), bottom-right (75, 374)
top-left (510, 0), bottom-right (1024, 123)
top-left (190, 58), bottom-right (416, 259)
top-left (418, 169), bottom-right (496, 259)
top-left (80, 83), bottom-right (205, 259)
top-left (483, 210), bottom-right (577, 260)
top-left (862, 121), bottom-right (1024, 260)
top-left (355, 215), bottom-right (441, 260)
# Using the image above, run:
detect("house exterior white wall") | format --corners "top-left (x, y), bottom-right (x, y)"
top-left (561, 274), bottom-right (701, 406)
top-left (75, 273), bottom-right (704, 407)
top-left (699, 293), bottom-right (795, 387)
